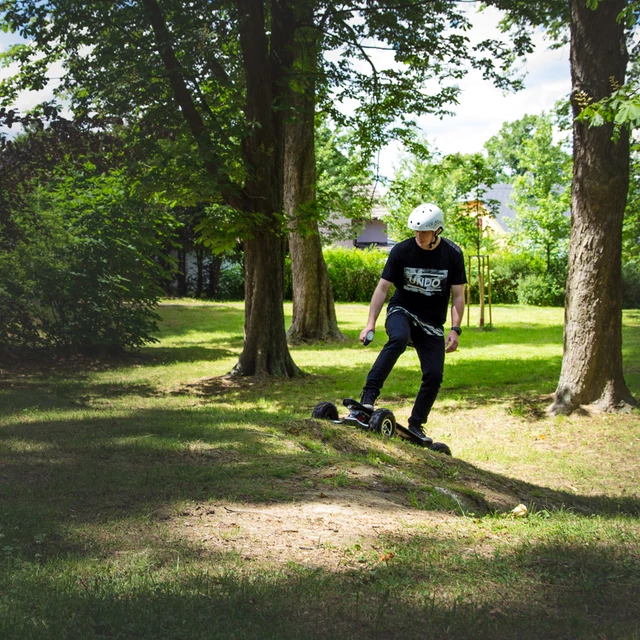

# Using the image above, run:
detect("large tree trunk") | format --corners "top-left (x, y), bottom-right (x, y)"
top-left (284, 5), bottom-right (344, 344)
top-left (145, 0), bottom-right (300, 376)
top-left (232, 231), bottom-right (300, 376)
top-left (550, 0), bottom-right (636, 413)
top-left (231, 0), bottom-right (302, 376)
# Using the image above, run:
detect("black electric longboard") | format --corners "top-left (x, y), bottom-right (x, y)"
top-left (311, 398), bottom-right (451, 455)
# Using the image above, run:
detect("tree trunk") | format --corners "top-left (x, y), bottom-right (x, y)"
top-left (286, 118), bottom-right (342, 343)
top-left (231, 230), bottom-right (300, 376)
top-left (206, 255), bottom-right (223, 299)
top-left (230, 0), bottom-right (301, 376)
top-left (550, 0), bottom-right (636, 414)
top-left (283, 5), bottom-right (344, 344)
top-left (195, 246), bottom-right (204, 298)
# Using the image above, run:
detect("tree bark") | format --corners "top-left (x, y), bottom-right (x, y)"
top-left (232, 230), bottom-right (300, 376)
top-left (550, 0), bottom-right (636, 413)
top-left (283, 6), bottom-right (344, 343)
top-left (144, 0), bottom-right (300, 376)
top-left (230, 0), bottom-right (301, 376)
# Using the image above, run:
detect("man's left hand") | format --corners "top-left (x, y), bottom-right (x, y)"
top-left (445, 331), bottom-right (459, 353)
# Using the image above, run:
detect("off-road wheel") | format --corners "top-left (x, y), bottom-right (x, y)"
top-left (311, 402), bottom-right (339, 421)
top-left (429, 442), bottom-right (452, 456)
top-left (369, 408), bottom-right (396, 437)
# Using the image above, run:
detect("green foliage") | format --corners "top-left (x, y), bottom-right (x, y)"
top-left (516, 273), bottom-right (565, 307)
top-left (484, 114), bottom-right (542, 180)
top-left (320, 247), bottom-right (388, 302)
top-left (216, 262), bottom-right (245, 301)
top-left (385, 145), bottom-right (498, 254)
top-left (0, 167), bottom-right (175, 353)
top-left (622, 261), bottom-right (640, 308)
top-left (466, 250), bottom-right (566, 306)
top-left (509, 114), bottom-right (571, 273)
top-left (318, 2), bottom-right (531, 161)
top-left (577, 82), bottom-right (640, 141)
top-left (195, 203), bottom-right (245, 255)
top-left (315, 121), bottom-right (376, 242)
top-left (624, 143), bottom-right (640, 265)
top-left (0, 0), bottom-right (541, 230)
top-left (289, 247), bottom-right (387, 303)
top-left (473, 251), bottom-right (537, 304)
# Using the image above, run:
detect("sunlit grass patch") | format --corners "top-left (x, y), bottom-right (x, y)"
top-left (0, 301), bottom-right (638, 639)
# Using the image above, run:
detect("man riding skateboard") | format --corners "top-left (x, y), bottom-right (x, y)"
top-left (359, 203), bottom-right (466, 440)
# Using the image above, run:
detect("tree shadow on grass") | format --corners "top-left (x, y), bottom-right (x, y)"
top-left (1, 403), bottom-right (638, 555)
top-left (0, 349), bottom-right (624, 425)
top-left (0, 524), bottom-right (637, 640)
top-left (140, 344), bottom-right (239, 364)
top-left (1, 397), bottom-right (639, 639)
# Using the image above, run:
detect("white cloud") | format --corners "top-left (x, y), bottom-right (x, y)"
top-left (0, 32), bottom-right (64, 119)
top-left (378, 9), bottom-right (571, 180)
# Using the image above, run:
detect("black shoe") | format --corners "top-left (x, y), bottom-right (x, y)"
top-left (360, 391), bottom-right (376, 411)
top-left (408, 424), bottom-right (426, 439)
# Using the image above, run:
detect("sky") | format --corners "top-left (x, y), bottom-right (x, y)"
top-left (376, 7), bottom-right (572, 180)
top-left (0, 5), bottom-right (571, 179)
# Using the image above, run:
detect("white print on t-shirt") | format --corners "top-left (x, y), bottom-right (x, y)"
top-left (403, 267), bottom-right (448, 296)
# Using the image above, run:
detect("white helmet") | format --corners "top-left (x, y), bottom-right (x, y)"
top-left (407, 203), bottom-right (444, 233)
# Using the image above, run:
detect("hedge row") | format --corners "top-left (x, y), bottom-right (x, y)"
top-left (218, 247), bottom-right (640, 308)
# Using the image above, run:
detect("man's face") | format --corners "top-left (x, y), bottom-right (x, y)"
top-left (414, 230), bottom-right (436, 250)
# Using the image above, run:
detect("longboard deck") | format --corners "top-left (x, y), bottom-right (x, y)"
top-left (396, 423), bottom-right (433, 447)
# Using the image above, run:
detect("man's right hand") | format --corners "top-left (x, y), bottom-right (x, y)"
top-left (360, 278), bottom-right (392, 343)
top-left (359, 326), bottom-right (375, 343)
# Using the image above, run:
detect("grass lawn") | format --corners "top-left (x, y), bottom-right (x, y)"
top-left (0, 302), bottom-right (639, 639)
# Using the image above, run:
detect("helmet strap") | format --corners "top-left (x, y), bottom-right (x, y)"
top-left (427, 227), bottom-right (443, 249)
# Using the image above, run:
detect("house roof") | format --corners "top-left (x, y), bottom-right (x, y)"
top-left (483, 183), bottom-right (516, 233)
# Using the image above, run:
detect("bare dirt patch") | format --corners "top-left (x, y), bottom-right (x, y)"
top-left (173, 488), bottom-right (455, 571)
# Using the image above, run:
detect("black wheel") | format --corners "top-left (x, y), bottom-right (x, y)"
top-left (429, 442), bottom-right (452, 456)
top-left (312, 401), bottom-right (339, 420)
top-left (369, 408), bottom-right (396, 437)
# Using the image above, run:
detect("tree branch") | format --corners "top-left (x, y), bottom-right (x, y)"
top-left (140, 0), bottom-right (241, 207)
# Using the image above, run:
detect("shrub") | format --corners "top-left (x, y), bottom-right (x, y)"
top-left (216, 262), bottom-right (245, 300)
top-left (516, 273), bottom-right (565, 306)
top-left (323, 247), bottom-right (388, 302)
top-left (0, 170), bottom-right (173, 354)
top-left (486, 252), bottom-right (537, 304)
top-left (284, 247), bottom-right (387, 302)
top-left (465, 250), bottom-right (566, 306)
top-left (622, 261), bottom-right (640, 308)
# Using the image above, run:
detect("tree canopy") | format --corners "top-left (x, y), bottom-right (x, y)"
top-left (0, 0), bottom-right (548, 370)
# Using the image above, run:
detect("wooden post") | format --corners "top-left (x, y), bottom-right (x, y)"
top-left (466, 254), bottom-right (492, 329)
top-left (487, 255), bottom-right (492, 326)
top-left (466, 257), bottom-right (472, 327)
top-left (478, 255), bottom-right (485, 328)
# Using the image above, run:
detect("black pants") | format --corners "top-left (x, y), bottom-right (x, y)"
top-left (362, 311), bottom-right (445, 428)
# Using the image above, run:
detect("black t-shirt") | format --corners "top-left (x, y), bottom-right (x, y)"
top-left (381, 236), bottom-right (467, 327)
